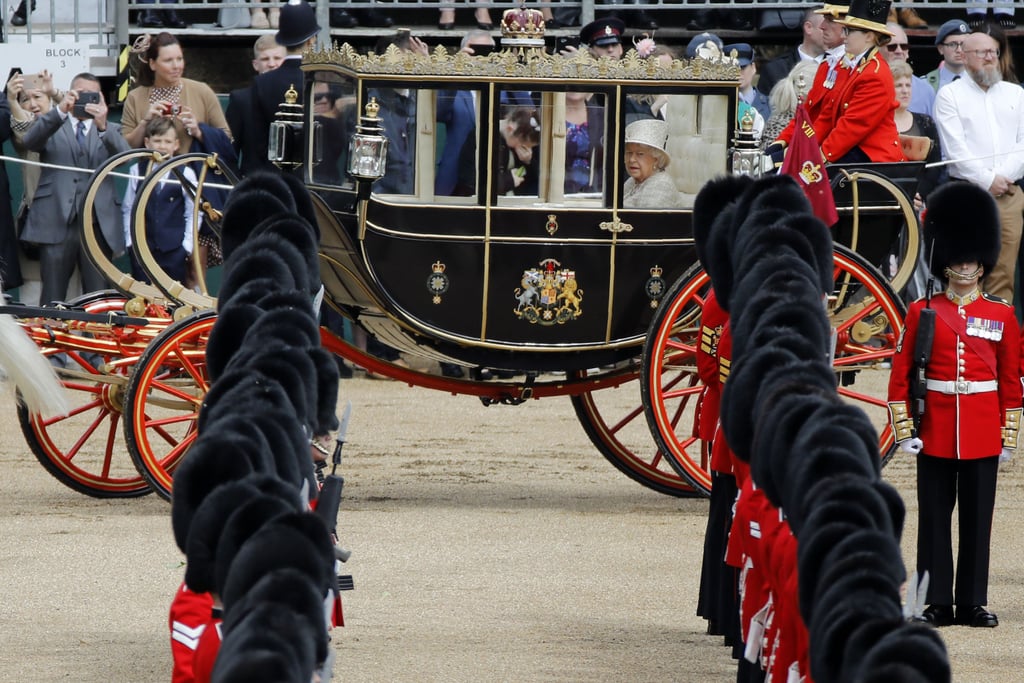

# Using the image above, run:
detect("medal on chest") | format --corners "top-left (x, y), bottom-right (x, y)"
top-left (965, 316), bottom-right (1003, 341)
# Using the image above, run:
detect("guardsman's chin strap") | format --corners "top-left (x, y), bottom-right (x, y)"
top-left (943, 265), bottom-right (983, 282)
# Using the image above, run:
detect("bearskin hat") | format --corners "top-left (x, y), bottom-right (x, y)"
top-left (691, 175), bottom-right (754, 309)
top-left (924, 181), bottom-right (1000, 282)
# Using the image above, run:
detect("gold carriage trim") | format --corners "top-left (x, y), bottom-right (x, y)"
top-left (305, 43), bottom-right (740, 82)
top-left (514, 259), bottom-right (583, 326)
top-left (1003, 407), bottom-right (1022, 449)
top-left (887, 401), bottom-right (915, 442)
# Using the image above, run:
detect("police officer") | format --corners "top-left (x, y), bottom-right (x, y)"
top-left (243, 0), bottom-right (320, 175)
top-left (887, 181), bottom-right (1022, 628)
top-left (579, 17), bottom-right (625, 60)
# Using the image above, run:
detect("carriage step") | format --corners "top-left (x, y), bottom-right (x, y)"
top-left (338, 575), bottom-right (355, 591)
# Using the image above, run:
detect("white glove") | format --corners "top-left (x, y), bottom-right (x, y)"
top-left (898, 437), bottom-right (924, 455)
top-left (1000, 447), bottom-right (1014, 464)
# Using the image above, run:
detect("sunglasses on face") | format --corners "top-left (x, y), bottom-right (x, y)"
top-left (886, 43), bottom-right (909, 52)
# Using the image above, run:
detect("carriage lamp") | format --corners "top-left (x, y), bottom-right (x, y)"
top-left (269, 84), bottom-right (321, 168)
top-left (347, 97), bottom-right (389, 184)
top-left (730, 108), bottom-right (764, 177)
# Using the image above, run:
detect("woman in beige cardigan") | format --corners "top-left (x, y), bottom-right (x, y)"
top-left (121, 32), bottom-right (231, 153)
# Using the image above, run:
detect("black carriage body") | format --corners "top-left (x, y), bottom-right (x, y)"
top-left (299, 46), bottom-right (739, 370)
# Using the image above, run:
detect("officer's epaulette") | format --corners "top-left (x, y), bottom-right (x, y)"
top-left (860, 49), bottom-right (884, 74)
top-left (983, 292), bottom-right (1012, 306)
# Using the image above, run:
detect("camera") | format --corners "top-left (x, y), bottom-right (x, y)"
top-left (73, 90), bottom-right (100, 119)
top-left (163, 103), bottom-right (181, 116)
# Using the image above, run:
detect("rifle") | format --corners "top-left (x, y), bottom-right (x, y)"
top-left (314, 400), bottom-right (353, 565)
top-left (910, 242), bottom-right (936, 436)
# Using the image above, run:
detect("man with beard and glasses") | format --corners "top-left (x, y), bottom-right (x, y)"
top-left (934, 27), bottom-right (1024, 304)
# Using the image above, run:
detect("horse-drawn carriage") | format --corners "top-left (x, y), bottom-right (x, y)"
top-left (11, 10), bottom-right (920, 500)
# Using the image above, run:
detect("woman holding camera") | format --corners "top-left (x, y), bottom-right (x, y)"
top-left (121, 32), bottom-right (231, 153)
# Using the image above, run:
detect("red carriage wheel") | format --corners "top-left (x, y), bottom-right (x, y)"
top-left (642, 245), bottom-right (905, 497)
top-left (570, 369), bottom-right (703, 498)
top-left (17, 292), bottom-right (152, 497)
top-left (123, 310), bottom-right (216, 501)
top-left (641, 263), bottom-right (714, 495)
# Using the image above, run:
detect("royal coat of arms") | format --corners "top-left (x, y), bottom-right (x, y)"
top-left (514, 258), bottom-right (583, 325)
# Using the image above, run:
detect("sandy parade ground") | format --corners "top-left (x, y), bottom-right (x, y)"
top-left (3, 365), bottom-right (1024, 682)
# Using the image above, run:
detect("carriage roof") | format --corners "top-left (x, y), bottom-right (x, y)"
top-left (301, 43), bottom-right (742, 89)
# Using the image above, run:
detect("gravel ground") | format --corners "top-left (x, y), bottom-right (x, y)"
top-left (2, 370), bottom-right (1023, 682)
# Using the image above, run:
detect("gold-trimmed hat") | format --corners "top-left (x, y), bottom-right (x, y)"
top-left (814, 4), bottom-right (849, 19)
top-left (836, 0), bottom-right (894, 37)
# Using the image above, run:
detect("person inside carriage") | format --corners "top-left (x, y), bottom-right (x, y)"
top-left (496, 106), bottom-right (541, 196)
top-left (622, 118), bottom-right (684, 209)
top-left (564, 91), bottom-right (605, 195)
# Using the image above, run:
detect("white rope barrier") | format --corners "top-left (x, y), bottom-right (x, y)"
top-left (0, 153), bottom-right (236, 191)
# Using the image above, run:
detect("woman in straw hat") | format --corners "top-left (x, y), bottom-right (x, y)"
top-left (622, 118), bottom-right (684, 208)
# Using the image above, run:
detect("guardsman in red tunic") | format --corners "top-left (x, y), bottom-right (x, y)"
top-left (813, 0), bottom-right (905, 163)
top-left (888, 181), bottom-right (1022, 628)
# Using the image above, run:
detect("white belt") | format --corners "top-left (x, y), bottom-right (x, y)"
top-left (925, 379), bottom-right (998, 395)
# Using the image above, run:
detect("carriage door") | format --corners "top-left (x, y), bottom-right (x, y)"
top-left (481, 88), bottom-right (619, 347)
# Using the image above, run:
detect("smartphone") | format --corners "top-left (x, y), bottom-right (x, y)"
top-left (395, 27), bottom-right (411, 50)
top-left (73, 90), bottom-right (100, 119)
top-left (555, 36), bottom-right (581, 53)
top-left (6, 67), bottom-right (21, 85)
top-left (22, 73), bottom-right (42, 92)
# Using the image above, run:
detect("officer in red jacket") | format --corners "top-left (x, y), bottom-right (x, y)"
top-left (888, 181), bottom-right (1022, 628)
top-left (771, 4), bottom-right (850, 153)
top-left (817, 0), bottom-right (905, 163)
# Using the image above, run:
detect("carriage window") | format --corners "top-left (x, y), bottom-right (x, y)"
top-left (495, 105), bottom-right (542, 197)
top-left (562, 92), bottom-right (605, 198)
top-left (435, 87), bottom-right (483, 199)
top-left (367, 86), bottom-right (419, 195)
top-left (310, 74), bottom-right (357, 188)
top-left (493, 90), bottom-right (606, 206)
top-left (621, 91), bottom-right (731, 209)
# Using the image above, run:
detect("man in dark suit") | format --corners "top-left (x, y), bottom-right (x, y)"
top-left (227, 34), bottom-right (287, 176)
top-left (0, 88), bottom-right (22, 291)
top-left (757, 8), bottom-right (826, 97)
top-left (21, 73), bottom-right (129, 305)
top-left (243, 0), bottom-right (320, 175)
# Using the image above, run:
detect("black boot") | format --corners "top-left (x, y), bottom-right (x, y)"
top-left (137, 9), bottom-right (164, 28)
top-left (162, 8), bottom-right (187, 29)
top-left (686, 9), bottom-right (718, 31)
top-left (630, 10), bottom-right (658, 30)
top-left (358, 8), bottom-right (394, 28)
top-left (10, 0), bottom-right (36, 27)
top-left (329, 9), bottom-right (358, 28)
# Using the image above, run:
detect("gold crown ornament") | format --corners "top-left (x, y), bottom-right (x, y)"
top-left (501, 4), bottom-right (546, 57)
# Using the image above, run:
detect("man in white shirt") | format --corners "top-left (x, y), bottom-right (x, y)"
top-left (934, 30), bottom-right (1024, 304)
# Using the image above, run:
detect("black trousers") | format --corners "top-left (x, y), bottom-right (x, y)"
top-left (916, 453), bottom-right (999, 607)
